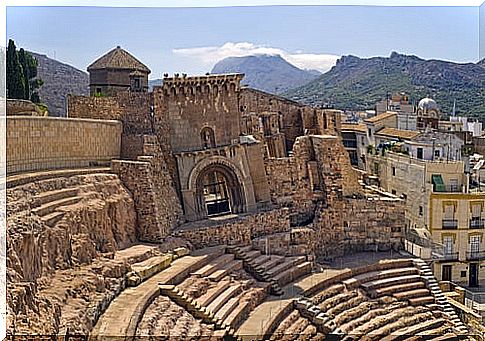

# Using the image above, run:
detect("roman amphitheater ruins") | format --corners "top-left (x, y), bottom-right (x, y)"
top-left (5, 46), bottom-right (478, 339)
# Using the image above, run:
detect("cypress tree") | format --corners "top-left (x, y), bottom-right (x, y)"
top-left (6, 39), bottom-right (25, 99)
top-left (18, 48), bottom-right (30, 99)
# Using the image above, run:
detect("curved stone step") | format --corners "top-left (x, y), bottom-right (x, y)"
top-left (215, 296), bottom-right (241, 322)
top-left (384, 318), bottom-right (446, 341)
top-left (275, 261), bottom-right (312, 287)
top-left (344, 267), bottom-right (419, 290)
top-left (374, 281), bottom-right (425, 297)
top-left (251, 255), bottom-right (272, 267)
top-left (195, 280), bottom-right (231, 307)
top-left (207, 284), bottom-right (242, 315)
top-left (224, 301), bottom-right (251, 329)
top-left (408, 296), bottom-right (435, 306)
top-left (243, 250), bottom-right (262, 261)
top-left (260, 256), bottom-right (285, 271)
top-left (427, 333), bottom-right (460, 341)
top-left (362, 275), bottom-right (423, 292)
top-left (130, 254), bottom-right (173, 284)
top-left (32, 196), bottom-right (82, 216)
top-left (192, 254), bottom-right (235, 277)
top-left (208, 260), bottom-right (243, 282)
top-left (393, 288), bottom-right (430, 301)
top-left (7, 167), bottom-right (111, 189)
top-left (32, 187), bottom-right (79, 207)
top-left (41, 211), bottom-right (65, 227)
top-left (114, 244), bottom-right (162, 265)
top-left (267, 256), bottom-right (305, 277)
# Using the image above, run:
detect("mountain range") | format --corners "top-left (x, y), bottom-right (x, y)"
top-left (211, 54), bottom-right (320, 94)
top-left (24, 50), bottom-right (485, 118)
top-left (30, 52), bottom-right (89, 117)
top-left (285, 52), bottom-right (485, 117)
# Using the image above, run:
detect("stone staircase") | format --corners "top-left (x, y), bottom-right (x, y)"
top-left (413, 259), bottom-right (469, 335)
top-left (227, 246), bottom-right (283, 296)
top-left (159, 284), bottom-right (241, 340)
top-left (294, 297), bottom-right (337, 334)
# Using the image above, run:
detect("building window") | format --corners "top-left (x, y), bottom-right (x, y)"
top-left (417, 147), bottom-right (423, 160)
top-left (443, 236), bottom-right (454, 255)
top-left (450, 179), bottom-right (459, 192)
top-left (461, 271), bottom-right (467, 278)
top-left (368, 128), bottom-right (372, 137)
top-left (392, 189), bottom-right (397, 195)
top-left (434, 149), bottom-right (440, 158)
top-left (201, 127), bottom-right (216, 149)
top-left (470, 203), bottom-right (483, 228)
top-left (392, 166), bottom-right (396, 176)
top-left (131, 77), bottom-right (142, 91)
top-left (419, 206), bottom-right (423, 216)
top-left (96, 87), bottom-right (102, 94)
top-left (361, 136), bottom-right (365, 146)
top-left (470, 235), bottom-right (480, 253)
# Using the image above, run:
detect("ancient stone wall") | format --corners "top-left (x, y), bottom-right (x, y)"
top-left (312, 198), bottom-right (405, 259)
top-left (264, 155), bottom-right (320, 224)
top-left (7, 173), bottom-right (137, 334)
top-left (7, 116), bottom-right (122, 174)
top-left (67, 92), bottom-right (152, 135)
top-left (310, 135), bottom-right (363, 198)
top-left (239, 88), bottom-right (304, 151)
top-left (112, 135), bottom-right (183, 241)
top-left (67, 95), bottom-right (122, 120)
top-left (153, 74), bottom-right (243, 153)
top-left (239, 88), bottom-right (342, 151)
top-left (174, 208), bottom-right (290, 249)
top-left (264, 134), bottom-right (361, 223)
top-left (7, 99), bottom-right (45, 116)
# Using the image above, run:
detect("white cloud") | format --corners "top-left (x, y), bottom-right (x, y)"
top-left (173, 42), bottom-right (339, 73)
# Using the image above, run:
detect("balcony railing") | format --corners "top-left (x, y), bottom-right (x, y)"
top-left (466, 250), bottom-right (485, 261)
top-left (441, 252), bottom-right (459, 261)
top-left (342, 140), bottom-right (357, 149)
top-left (469, 218), bottom-right (485, 229)
top-left (433, 185), bottom-right (462, 193)
top-left (442, 219), bottom-right (458, 230)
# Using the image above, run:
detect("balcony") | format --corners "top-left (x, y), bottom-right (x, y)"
top-left (432, 185), bottom-right (462, 193)
top-left (469, 218), bottom-right (485, 229)
top-left (440, 252), bottom-right (459, 261)
top-left (442, 219), bottom-right (458, 230)
top-left (466, 250), bottom-right (485, 261)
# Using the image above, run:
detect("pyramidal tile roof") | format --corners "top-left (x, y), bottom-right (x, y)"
top-left (87, 46), bottom-right (150, 73)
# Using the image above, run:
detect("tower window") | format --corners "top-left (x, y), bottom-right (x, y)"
top-left (201, 127), bottom-right (216, 149)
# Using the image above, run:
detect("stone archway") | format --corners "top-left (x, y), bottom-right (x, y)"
top-left (195, 164), bottom-right (245, 217)
top-left (186, 156), bottom-right (251, 220)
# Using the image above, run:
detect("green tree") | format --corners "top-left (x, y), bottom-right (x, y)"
top-left (18, 48), bottom-right (30, 99)
top-left (7, 39), bottom-right (43, 103)
top-left (6, 39), bottom-right (25, 99)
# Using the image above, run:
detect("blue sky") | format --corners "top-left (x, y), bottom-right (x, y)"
top-left (6, 5), bottom-right (481, 78)
top-left (481, 2), bottom-right (485, 59)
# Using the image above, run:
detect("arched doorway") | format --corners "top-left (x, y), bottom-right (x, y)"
top-left (195, 163), bottom-right (245, 217)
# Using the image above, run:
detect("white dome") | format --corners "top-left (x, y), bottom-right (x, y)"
top-left (418, 97), bottom-right (438, 111)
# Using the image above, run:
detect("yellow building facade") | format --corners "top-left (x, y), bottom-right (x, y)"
top-left (368, 151), bottom-right (485, 287)
top-left (430, 192), bottom-right (485, 287)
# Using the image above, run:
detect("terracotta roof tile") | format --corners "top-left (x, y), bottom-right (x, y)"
top-left (364, 111), bottom-right (397, 123)
top-left (375, 127), bottom-right (420, 140)
top-left (341, 123), bottom-right (367, 133)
